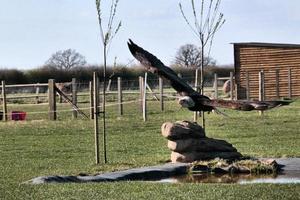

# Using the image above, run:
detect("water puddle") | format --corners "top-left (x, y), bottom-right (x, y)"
top-left (158, 171), bottom-right (300, 184)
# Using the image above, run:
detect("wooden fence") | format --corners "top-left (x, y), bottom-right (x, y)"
top-left (1, 73), bottom-right (234, 122)
top-left (236, 68), bottom-right (297, 100)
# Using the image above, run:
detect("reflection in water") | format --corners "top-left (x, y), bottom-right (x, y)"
top-left (158, 171), bottom-right (300, 184)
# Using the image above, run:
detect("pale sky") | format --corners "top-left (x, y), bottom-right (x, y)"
top-left (0, 0), bottom-right (300, 69)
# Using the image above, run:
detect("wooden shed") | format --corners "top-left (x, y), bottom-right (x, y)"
top-left (233, 42), bottom-right (300, 100)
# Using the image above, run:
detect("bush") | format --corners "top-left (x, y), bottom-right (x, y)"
top-left (171, 64), bottom-right (234, 84)
top-left (0, 69), bottom-right (28, 84)
top-left (1, 64), bottom-right (234, 85)
top-left (25, 67), bottom-right (72, 83)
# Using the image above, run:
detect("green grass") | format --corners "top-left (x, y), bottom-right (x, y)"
top-left (0, 100), bottom-right (300, 200)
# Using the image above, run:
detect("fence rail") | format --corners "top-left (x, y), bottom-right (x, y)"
top-left (4, 83), bottom-right (48, 88)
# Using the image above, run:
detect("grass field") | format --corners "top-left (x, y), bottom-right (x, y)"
top-left (0, 99), bottom-right (299, 200)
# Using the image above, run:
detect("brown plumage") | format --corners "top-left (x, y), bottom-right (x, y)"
top-left (127, 39), bottom-right (291, 112)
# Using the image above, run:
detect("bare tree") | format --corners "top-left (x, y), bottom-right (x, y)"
top-left (95, 0), bottom-right (121, 164)
top-left (179, 0), bottom-right (225, 127)
top-left (174, 44), bottom-right (216, 68)
top-left (46, 49), bottom-right (86, 70)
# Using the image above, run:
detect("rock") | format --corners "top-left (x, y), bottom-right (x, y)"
top-left (190, 164), bottom-right (210, 173)
top-left (260, 159), bottom-right (277, 166)
top-left (189, 159), bottom-right (280, 174)
top-left (161, 121), bottom-right (205, 140)
top-left (161, 120), bottom-right (242, 163)
top-left (171, 151), bottom-right (242, 163)
top-left (167, 138), bottom-right (236, 153)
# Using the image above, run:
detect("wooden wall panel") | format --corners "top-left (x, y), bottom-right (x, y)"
top-left (234, 43), bottom-right (300, 100)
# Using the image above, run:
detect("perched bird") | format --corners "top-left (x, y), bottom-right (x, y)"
top-left (127, 39), bottom-right (291, 112)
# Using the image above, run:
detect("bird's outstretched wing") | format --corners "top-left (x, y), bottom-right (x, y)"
top-left (128, 39), bottom-right (292, 112)
top-left (127, 39), bottom-right (196, 96)
top-left (205, 99), bottom-right (291, 111)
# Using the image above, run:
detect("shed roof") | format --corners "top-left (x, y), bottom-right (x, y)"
top-left (232, 42), bottom-right (300, 48)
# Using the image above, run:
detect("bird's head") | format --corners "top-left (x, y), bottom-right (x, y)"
top-left (178, 96), bottom-right (195, 108)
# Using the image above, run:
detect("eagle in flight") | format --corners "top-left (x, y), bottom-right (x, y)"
top-left (127, 39), bottom-right (291, 112)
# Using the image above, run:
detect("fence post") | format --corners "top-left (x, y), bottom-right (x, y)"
top-left (259, 71), bottom-right (265, 116)
top-left (58, 88), bottom-right (63, 103)
top-left (194, 68), bottom-right (199, 122)
top-left (230, 72), bottom-right (234, 100)
top-left (1, 81), bottom-right (8, 121)
top-left (89, 81), bottom-right (94, 119)
top-left (143, 73), bottom-right (147, 122)
top-left (93, 72), bottom-right (100, 164)
top-left (275, 69), bottom-right (280, 99)
top-left (48, 79), bottom-right (57, 120)
top-left (35, 83), bottom-right (40, 104)
top-left (58, 94), bottom-right (63, 103)
top-left (139, 76), bottom-right (143, 113)
top-left (288, 68), bottom-right (292, 98)
top-left (106, 79), bottom-right (112, 92)
top-left (246, 71), bottom-right (250, 100)
top-left (159, 77), bottom-right (164, 111)
top-left (72, 78), bottom-right (77, 119)
top-left (214, 73), bottom-right (218, 99)
top-left (117, 77), bottom-right (123, 116)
